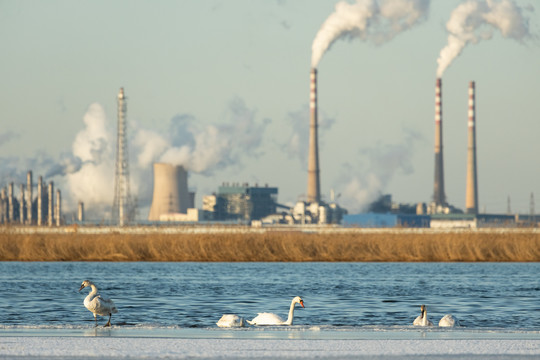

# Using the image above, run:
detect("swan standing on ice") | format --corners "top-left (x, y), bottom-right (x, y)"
top-left (247, 296), bottom-right (305, 326)
top-left (439, 314), bottom-right (460, 327)
top-left (413, 304), bottom-right (433, 326)
top-left (216, 314), bottom-right (246, 328)
top-left (79, 280), bottom-right (118, 327)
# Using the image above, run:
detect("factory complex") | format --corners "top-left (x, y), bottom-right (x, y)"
top-left (0, 74), bottom-right (536, 230)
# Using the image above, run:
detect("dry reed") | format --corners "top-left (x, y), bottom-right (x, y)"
top-left (1, 230), bottom-right (539, 262)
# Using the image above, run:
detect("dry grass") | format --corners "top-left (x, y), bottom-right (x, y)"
top-left (1, 230), bottom-right (539, 262)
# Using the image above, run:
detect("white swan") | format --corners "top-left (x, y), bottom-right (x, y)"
top-left (413, 304), bottom-right (433, 326)
top-left (216, 314), bottom-right (246, 328)
top-left (79, 280), bottom-right (118, 327)
top-left (439, 314), bottom-right (460, 327)
top-left (247, 296), bottom-right (305, 326)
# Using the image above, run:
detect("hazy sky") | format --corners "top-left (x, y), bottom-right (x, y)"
top-left (1, 0), bottom-right (539, 219)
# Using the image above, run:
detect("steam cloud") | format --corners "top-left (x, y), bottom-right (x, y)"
top-left (311, 0), bottom-right (430, 68)
top-left (437, 0), bottom-right (532, 77)
top-left (0, 97), bottom-right (269, 219)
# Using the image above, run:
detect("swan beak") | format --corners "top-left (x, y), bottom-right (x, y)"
top-left (78, 284), bottom-right (85, 292)
top-left (300, 300), bottom-right (305, 308)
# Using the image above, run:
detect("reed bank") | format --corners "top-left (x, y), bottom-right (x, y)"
top-left (1, 226), bottom-right (539, 262)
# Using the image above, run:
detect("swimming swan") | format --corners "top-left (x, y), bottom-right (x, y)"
top-left (79, 280), bottom-right (118, 327)
top-left (247, 296), bottom-right (305, 325)
top-left (413, 304), bottom-right (433, 326)
top-left (216, 314), bottom-right (246, 328)
top-left (439, 314), bottom-right (460, 327)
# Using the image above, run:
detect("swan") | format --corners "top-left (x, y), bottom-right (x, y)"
top-left (216, 314), bottom-right (246, 328)
top-left (79, 280), bottom-right (118, 327)
top-left (247, 296), bottom-right (305, 326)
top-left (413, 304), bottom-right (433, 326)
top-left (439, 314), bottom-right (460, 327)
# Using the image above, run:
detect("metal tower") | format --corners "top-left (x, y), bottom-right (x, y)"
top-left (112, 87), bottom-right (134, 225)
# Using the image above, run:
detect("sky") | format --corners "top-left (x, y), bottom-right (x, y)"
top-left (0, 0), bottom-right (539, 220)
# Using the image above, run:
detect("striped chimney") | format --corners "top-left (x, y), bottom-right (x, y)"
top-left (307, 68), bottom-right (321, 203)
top-left (465, 81), bottom-right (479, 214)
top-left (433, 78), bottom-right (446, 207)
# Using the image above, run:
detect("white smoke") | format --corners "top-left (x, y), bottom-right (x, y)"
top-left (0, 96), bottom-right (269, 220)
top-left (134, 97), bottom-right (271, 175)
top-left (65, 103), bottom-right (115, 216)
top-left (311, 0), bottom-right (430, 68)
top-left (436, 0), bottom-right (532, 77)
top-left (337, 128), bottom-right (422, 213)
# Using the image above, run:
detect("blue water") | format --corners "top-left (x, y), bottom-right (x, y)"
top-left (1, 262), bottom-right (539, 338)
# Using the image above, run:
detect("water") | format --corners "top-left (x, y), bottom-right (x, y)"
top-left (1, 262), bottom-right (539, 338)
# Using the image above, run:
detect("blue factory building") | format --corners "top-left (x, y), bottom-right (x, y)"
top-left (342, 213), bottom-right (431, 228)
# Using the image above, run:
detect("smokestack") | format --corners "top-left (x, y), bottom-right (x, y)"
top-left (48, 181), bottom-right (54, 227)
top-left (307, 68), bottom-right (321, 203)
top-left (37, 177), bottom-right (43, 226)
top-left (466, 81), bottom-right (479, 214)
top-left (8, 182), bottom-right (14, 222)
top-left (27, 171), bottom-right (32, 224)
top-left (19, 184), bottom-right (25, 224)
top-left (78, 201), bottom-right (85, 222)
top-left (433, 78), bottom-right (446, 208)
top-left (148, 163), bottom-right (190, 221)
top-left (55, 189), bottom-right (61, 226)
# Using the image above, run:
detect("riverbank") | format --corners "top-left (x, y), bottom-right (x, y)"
top-left (1, 227), bottom-right (539, 261)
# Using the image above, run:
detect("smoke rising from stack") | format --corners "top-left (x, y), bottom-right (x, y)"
top-left (437, 0), bottom-right (532, 77)
top-left (311, 0), bottom-right (430, 68)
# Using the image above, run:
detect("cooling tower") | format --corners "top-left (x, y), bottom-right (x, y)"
top-left (307, 68), bottom-right (321, 203)
top-left (433, 78), bottom-right (446, 207)
top-left (465, 81), bottom-right (479, 214)
top-left (148, 163), bottom-right (189, 221)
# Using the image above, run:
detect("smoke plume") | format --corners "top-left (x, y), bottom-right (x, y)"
top-left (311, 0), bottom-right (430, 68)
top-left (437, 0), bottom-right (532, 77)
top-left (134, 97), bottom-right (270, 175)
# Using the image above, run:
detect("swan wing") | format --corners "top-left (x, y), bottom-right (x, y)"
top-left (92, 295), bottom-right (118, 315)
top-left (248, 312), bottom-right (285, 325)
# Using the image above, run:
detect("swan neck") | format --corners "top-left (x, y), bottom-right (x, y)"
top-left (285, 300), bottom-right (296, 325)
top-left (85, 284), bottom-right (99, 302)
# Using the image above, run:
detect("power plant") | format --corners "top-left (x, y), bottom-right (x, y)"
top-left (465, 81), bottom-right (479, 214)
top-left (1, 77), bottom-right (532, 229)
top-left (112, 87), bottom-right (135, 226)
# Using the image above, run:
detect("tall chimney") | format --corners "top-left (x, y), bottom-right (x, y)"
top-left (307, 68), bottom-right (321, 203)
top-left (37, 176), bottom-right (43, 226)
top-left (48, 181), bottom-right (54, 227)
top-left (433, 78), bottom-right (446, 208)
top-left (465, 81), bottom-right (479, 214)
top-left (19, 184), bottom-right (25, 224)
top-left (26, 171), bottom-right (32, 224)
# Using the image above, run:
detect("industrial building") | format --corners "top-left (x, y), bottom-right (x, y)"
top-left (203, 183), bottom-right (278, 222)
top-left (343, 213), bottom-right (430, 228)
top-left (0, 171), bottom-right (63, 226)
